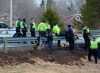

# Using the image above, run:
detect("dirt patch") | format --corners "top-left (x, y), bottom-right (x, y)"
top-left (0, 50), bottom-right (35, 66)
top-left (0, 47), bottom-right (88, 67)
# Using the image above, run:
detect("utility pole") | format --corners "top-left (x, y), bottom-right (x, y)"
top-left (10, 0), bottom-right (12, 27)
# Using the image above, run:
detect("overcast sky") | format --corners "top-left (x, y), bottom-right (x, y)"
top-left (34, 0), bottom-right (42, 7)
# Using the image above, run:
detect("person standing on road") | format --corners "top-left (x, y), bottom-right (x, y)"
top-left (95, 37), bottom-right (100, 58)
top-left (38, 20), bottom-right (47, 37)
top-left (20, 18), bottom-right (27, 37)
top-left (30, 18), bottom-right (36, 44)
top-left (15, 18), bottom-right (21, 37)
top-left (46, 29), bottom-right (53, 54)
top-left (30, 18), bottom-right (36, 37)
top-left (82, 26), bottom-right (90, 51)
top-left (52, 24), bottom-right (60, 36)
top-left (38, 20), bottom-right (47, 45)
top-left (65, 25), bottom-right (74, 52)
top-left (53, 23), bottom-right (61, 47)
top-left (88, 38), bottom-right (98, 64)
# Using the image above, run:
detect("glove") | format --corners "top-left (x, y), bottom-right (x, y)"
top-left (88, 34), bottom-right (90, 39)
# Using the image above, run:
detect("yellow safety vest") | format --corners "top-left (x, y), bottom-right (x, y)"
top-left (90, 41), bottom-right (98, 49)
top-left (86, 28), bottom-right (90, 33)
top-left (20, 22), bottom-right (27, 29)
top-left (53, 25), bottom-right (60, 35)
top-left (29, 22), bottom-right (36, 28)
top-left (15, 20), bottom-right (19, 27)
top-left (32, 22), bottom-right (36, 28)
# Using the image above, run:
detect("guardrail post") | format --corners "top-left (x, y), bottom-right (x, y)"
top-left (37, 37), bottom-right (40, 46)
top-left (37, 36), bottom-right (41, 50)
top-left (3, 37), bottom-right (8, 53)
top-left (57, 40), bottom-right (61, 47)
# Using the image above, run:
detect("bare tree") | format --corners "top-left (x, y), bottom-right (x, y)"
top-left (0, 0), bottom-right (85, 24)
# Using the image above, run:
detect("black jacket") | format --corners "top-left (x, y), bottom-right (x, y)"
top-left (46, 29), bottom-right (53, 41)
top-left (65, 27), bottom-right (74, 39)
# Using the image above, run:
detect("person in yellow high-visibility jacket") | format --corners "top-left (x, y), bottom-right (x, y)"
top-left (88, 38), bottom-right (98, 64)
top-left (53, 24), bottom-right (61, 47)
top-left (15, 18), bottom-right (21, 33)
top-left (20, 18), bottom-right (27, 37)
top-left (52, 24), bottom-right (60, 36)
top-left (38, 20), bottom-right (47, 37)
top-left (14, 18), bottom-right (22, 37)
top-left (30, 18), bottom-right (36, 37)
top-left (30, 18), bottom-right (36, 44)
top-left (82, 26), bottom-right (90, 50)
top-left (96, 37), bottom-right (100, 58)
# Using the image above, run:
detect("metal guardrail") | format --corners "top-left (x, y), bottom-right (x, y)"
top-left (90, 30), bottom-right (100, 33)
top-left (0, 38), bottom-right (3, 42)
top-left (79, 30), bottom-right (100, 34)
top-left (0, 37), bottom-right (38, 53)
top-left (40, 36), bottom-right (65, 41)
top-left (0, 36), bottom-right (98, 53)
top-left (0, 36), bottom-right (68, 53)
top-left (0, 30), bottom-right (100, 53)
top-left (0, 36), bottom-right (85, 53)
top-left (7, 37), bottom-right (37, 42)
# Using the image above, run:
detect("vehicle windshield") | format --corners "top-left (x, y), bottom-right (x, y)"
top-left (0, 22), bottom-right (11, 29)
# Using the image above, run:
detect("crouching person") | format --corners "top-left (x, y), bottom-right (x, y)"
top-left (46, 29), bottom-right (53, 54)
top-left (88, 38), bottom-right (98, 64)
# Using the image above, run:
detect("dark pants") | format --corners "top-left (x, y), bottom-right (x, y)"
top-left (31, 29), bottom-right (35, 44)
top-left (98, 50), bottom-right (100, 58)
top-left (31, 29), bottom-right (35, 37)
top-left (57, 40), bottom-right (60, 47)
top-left (21, 29), bottom-right (27, 44)
top-left (37, 37), bottom-right (40, 46)
top-left (22, 29), bottom-right (27, 37)
top-left (47, 40), bottom-right (53, 53)
top-left (68, 37), bottom-right (74, 50)
top-left (88, 49), bottom-right (98, 64)
top-left (39, 31), bottom-right (46, 37)
top-left (83, 36), bottom-right (90, 50)
top-left (13, 32), bottom-right (22, 37)
top-left (15, 27), bottom-right (21, 37)
top-left (16, 27), bottom-right (20, 33)
top-left (55, 34), bottom-right (61, 47)
top-left (39, 31), bottom-right (46, 44)
top-left (98, 43), bottom-right (100, 58)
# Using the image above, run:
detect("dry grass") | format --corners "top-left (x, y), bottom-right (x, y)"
top-left (0, 48), bottom-right (99, 73)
